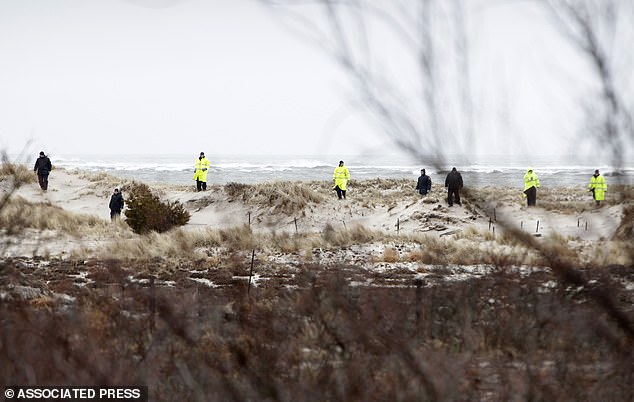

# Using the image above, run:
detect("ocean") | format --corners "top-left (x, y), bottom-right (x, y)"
top-left (33, 154), bottom-right (634, 188)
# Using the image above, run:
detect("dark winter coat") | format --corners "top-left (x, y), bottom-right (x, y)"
top-left (34, 156), bottom-right (52, 176)
top-left (445, 171), bottom-right (463, 190)
top-left (416, 174), bottom-right (432, 195)
top-left (109, 192), bottom-right (124, 213)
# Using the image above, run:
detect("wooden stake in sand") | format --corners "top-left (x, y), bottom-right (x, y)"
top-left (248, 212), bottom-right (251, 226)
top-left (536, 220), bottom-right (540, 233)
top-left (294, 217), bottom-right (298, 234)
top-left (397, 218), bottom-right (400, 234)
top-left (248, 249), bottom-right (255, 295)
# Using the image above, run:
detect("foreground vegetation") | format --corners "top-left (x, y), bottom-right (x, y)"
top-left (1, 165), bottom-right (632, 400)
top-left (1, 256), bottom-right (632, 401)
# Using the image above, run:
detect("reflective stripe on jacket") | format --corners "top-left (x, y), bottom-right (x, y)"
top-left (589, 175), bottom-right (607, 200)
top-left (523, 169), bottom-right (540, 191)
top-left (193, 157), bottom-right (211, 182)
top-left (333, 166), bottom-right (350, 190)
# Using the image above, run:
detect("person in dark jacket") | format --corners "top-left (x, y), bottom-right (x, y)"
top-left (415, 169), bottom-right (432, 196)
top-left (33, 151), bottom-right (52, 191)
top-left (444, 167), bottom-right (463, 206)
top-left (109, 188), bottom-right (125, 221)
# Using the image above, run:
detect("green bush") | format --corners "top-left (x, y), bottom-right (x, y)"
top-left (124, 183), bottom-right (190, 234)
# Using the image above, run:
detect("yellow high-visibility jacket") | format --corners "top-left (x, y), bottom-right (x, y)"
top-left (524, 169), bottom-right (540, 191)
top-left (193, 157), bottom-right (211, 182)
top-left (333, 166), bottom-right (350, 190)
top-left (589, 175), bottom-right (607, 200)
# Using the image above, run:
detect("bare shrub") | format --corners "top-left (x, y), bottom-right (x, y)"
top-left (1, 259), bottom-right (632, 400)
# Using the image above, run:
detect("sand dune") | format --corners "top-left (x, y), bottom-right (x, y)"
top-left (1, 169), bottom-right (628, 262)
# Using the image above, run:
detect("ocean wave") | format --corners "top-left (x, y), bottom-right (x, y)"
top-left (40, 154), bottom-right (633, 187)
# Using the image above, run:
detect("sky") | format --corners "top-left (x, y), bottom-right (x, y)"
top-left (0, 0), bottom-right (630, 158)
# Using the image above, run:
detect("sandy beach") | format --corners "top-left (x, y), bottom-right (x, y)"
top-left (1, 168), bottom-right (630, 265)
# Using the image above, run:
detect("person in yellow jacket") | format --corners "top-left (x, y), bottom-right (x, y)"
top-left (589, 169), bottom-right (607, 206)
top-left (523, 168), bottom-right (540, 207)
top-left (333, 160), bottom-right (350, 199)
top-left (193, 152), bottom-right (210, 191)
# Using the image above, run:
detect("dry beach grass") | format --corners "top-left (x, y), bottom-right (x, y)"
top-left (1, 167), bottom-right (632, 400)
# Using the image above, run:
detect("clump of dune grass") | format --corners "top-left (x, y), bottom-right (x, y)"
top-left (454, 226), bottom-right (495, 241)
top-left (267, 231), bottom-right (299, 253)
top-left (609, 184), bottom-right (634, 204)
top-left (0, 196), bottom-right (111, 235)
top-left (381, 247), bottom-right (400, 262)
top-left (468, 186), bottom-right (586, 213)
top-left (71, 169), bottom-right (133, 197)
top-left (320, 223), bottom-right (385, 247)
top-left (403, 233), bottom-right (540, 267)
top-left (0, 161), bottom-right (36, 185)
top-left (535, 232), bottom-right (583, 264)
top-left (224, 178), bottom-right (435, 212)
top-left (599, 241), bottom-right (632, 266)
top-left (613, 204), bottom-right (634, 241)
top-left (99, 228), bottom-right (207, 260)
top-left (224, 181), bottom-right (326, 214)
top-left (351, 178), bottom-right (423, 207)
top-left (267, 231), bottom-right (316, 253)
top-left (217, 225), bottom-right (259, 250)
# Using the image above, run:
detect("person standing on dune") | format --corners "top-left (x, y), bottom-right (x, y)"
top-left (109, 188), bottom-right (125, 221)
top-left (444, 167), bottom-right (463, 206)
top-left (523, 168), bottom-right (540, 207)
top-left (193, 151), bottom-right (210, 191)
top-left (416, 168), bottom-right (432, 196)
top-left (588, 169), bottom-right (607, 207)
top-left (33, 151), bottom-right (52, 191)
top-left (333, 160), bottom-right (350, 200)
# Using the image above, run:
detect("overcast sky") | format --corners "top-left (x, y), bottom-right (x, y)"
top-left (0, 0), bottom-right (630, 158)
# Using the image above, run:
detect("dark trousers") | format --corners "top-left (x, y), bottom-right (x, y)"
top-left (38, 174), bottom-right (49, 190)
top-left (196, 180), bottom-right (207, 191)
top-left (525, 186), bottom-right (537, 206)
top-left (447, 188), bottom-right (460, 206)
top-left (110, 210), bottom-right (121, 221)
top-left (335, 186), bottom-right (346, 199)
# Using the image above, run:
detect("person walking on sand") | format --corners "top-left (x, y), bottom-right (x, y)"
top-left (523, 168), bottom-right (540, 207)
top-left (333, 160), bottom-right (350, 200)
top-left (109, 188), bottom-right (124, 221)
top-left (444, 167), bottom-right (463, 206)
top-left (193, 151), bottom-right (210, 191)
top-left (416, 168), bottom-right (432, 196)
top-left (589, 169), bottom-right (607, 207)
top-left (33, 151), bottom-right (52, 191)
